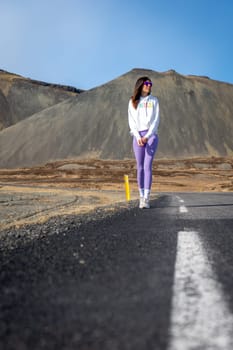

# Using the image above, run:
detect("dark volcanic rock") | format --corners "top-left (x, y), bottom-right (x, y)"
top-left (0, 89), bottom-right (11, 130)
top-left (0, 70), bottom-right (83, 130)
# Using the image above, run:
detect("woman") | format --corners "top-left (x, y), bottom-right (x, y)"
top-left (128, 76), bottom-right (160, 209)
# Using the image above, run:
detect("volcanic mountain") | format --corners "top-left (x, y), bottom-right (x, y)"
top-left (0, 68), bottom-right (233, 168)
top-left (0, 69), bottom-right (83, 131)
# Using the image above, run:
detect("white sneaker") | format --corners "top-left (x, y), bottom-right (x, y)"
top-left (143, 198), bottom-right (150, 209)
top-left (139, 197), bottom-right (144, 209)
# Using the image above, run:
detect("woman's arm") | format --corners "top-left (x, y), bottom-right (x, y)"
top-left (144, 99), bottom-right (160, 139)
top-left (128, 100), bottom-right (140, 140)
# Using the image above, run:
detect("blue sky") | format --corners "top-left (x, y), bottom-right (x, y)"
top-left (0, 0), bottom-right (232, 89)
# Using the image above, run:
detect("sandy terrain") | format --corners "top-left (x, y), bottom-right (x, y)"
top-left (0, 157), bottom-right (232, 230)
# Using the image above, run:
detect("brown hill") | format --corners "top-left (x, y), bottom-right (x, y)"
top-left (0, 68), bottom-right (233, 168)
top-left (0, 69), bottom-right (83, 130)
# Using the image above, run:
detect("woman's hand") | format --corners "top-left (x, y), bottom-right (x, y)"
top-left (137, 137), bottom-right (148, 146)
top-left (141, 137), bottom-right (148, 144)
top-left (137, 138), bottom-right (144, 146)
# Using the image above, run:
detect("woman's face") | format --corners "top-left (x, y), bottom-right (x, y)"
top-left (141, 80), bottom-right (152, 95)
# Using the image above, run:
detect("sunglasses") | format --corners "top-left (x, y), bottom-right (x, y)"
top-left (143, 81), bottom-right (152, 87)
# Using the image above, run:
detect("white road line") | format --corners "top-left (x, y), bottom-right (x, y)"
top-left (175, 195), bottom-right (184, 203)
top-left (179, 205), bottom-right (188, 213)
top-left (168, 231), bottom-right (233, 350)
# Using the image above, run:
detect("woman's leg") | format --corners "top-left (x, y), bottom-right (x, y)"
top-left (144, 135), bottom-right (159, 196)
top-left (133, 137), bottom-right (146, 193)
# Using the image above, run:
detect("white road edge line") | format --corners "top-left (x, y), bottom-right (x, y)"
top-left (175, 195), bottom-right (184, 203)
top-left (168, 230), bottom-right (233, 350)
top-left (179, 206), bottom-right (188, 213)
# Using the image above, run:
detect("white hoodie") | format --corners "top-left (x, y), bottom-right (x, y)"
top-left (128, 94), bottom-right (160, 140)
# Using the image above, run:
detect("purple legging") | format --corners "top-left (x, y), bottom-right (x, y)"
top-left (133, 130), bottom-right (159, 190)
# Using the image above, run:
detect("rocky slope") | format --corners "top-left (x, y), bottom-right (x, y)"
top-left (0, 69), bottom-right (83, 130)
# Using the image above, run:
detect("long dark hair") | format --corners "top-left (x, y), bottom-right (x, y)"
top-left (131, 76), bottom-right (151, 109)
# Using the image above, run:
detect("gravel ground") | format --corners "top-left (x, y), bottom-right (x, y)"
top-left (0, 185), bottom-right (138, 230)
top-left (0, 198), bottom-right (139, 251)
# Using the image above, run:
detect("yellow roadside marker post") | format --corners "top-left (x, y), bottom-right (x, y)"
top-left (124, 174), bottom-right (130, 201)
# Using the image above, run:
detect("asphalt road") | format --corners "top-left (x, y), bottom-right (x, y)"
top-left (0, 192), bottom-right (233, 350)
